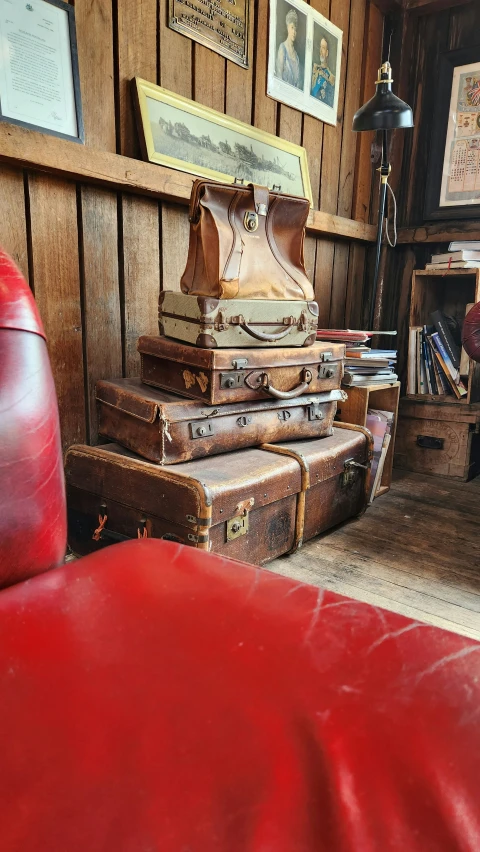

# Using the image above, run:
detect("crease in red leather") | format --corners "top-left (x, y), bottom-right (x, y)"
top-left (0, 250), bottom-right (45, 339)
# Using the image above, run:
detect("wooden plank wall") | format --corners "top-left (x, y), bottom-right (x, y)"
top-left (384, 0), bottom-right (479, 388)
top-left (0, 0), bottom-right (383, 450)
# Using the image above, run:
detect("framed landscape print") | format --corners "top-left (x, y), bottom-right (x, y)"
top-left (133, 78), bottom-right (313, 204)
top-left (267, 0), bottom-right (342, 127)
top-left (425, 47), bottom-right (480, 220)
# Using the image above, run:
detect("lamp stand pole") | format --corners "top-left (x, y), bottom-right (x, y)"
top-left (369, 128), bottom-right (390, 331)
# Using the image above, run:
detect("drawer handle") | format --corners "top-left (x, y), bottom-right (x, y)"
top-left (416, 435), bottom-right (444, 450)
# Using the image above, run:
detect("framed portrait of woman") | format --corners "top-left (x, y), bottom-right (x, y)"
top-left (267, 0), bottom-right (342, 126)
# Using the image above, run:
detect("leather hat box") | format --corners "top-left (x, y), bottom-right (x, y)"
top-left (65, 426), bottom-right (371, 565)
top-left (159, 291), bottom-right (318, 348)
top-left (138, 336), bottom-right (344, 405)
top-left (96, 378), bottom-right (346, 464)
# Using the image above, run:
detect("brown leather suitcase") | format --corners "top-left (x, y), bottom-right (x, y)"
top-left (65, 443), bottom-right (302, 565)
top-left (96, 378), bottom-right (346, 464)
top-left (139, 335), bottom-right (344, 405)
top-left (261, 424), bottom-right (373, 550)
top-left (181, 179), bottom-right (314, 301)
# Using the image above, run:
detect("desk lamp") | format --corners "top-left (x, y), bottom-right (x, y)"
top-left (353, 61), bottom-right (413, 330)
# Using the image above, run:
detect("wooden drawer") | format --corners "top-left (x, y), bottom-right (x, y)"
top-left (394, 399), bottom-right (480, 481)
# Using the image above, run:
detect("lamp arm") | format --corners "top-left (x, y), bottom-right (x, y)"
top-left (369, 129), bottom-right (390, 330)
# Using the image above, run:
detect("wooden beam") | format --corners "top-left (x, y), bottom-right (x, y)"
top-left (397, 221), bottom-right (480, 244)
top-left (308, 210), bottom-right (376, 242)
top-left (0, 123), bottom-right (376, 243)
top-left (404, 0), bottom-right (472, 14)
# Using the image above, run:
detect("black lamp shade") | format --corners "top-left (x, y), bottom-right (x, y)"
top-left (352, 62), bottom-right (413, 132)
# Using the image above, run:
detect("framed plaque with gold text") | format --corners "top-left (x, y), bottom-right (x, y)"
top-left (168, 0), bottom-right (250, 68)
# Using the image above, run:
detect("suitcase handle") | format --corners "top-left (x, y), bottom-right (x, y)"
top-left (416, 435), bottom-right (444, 450)
top-left (255, 368), bottom-right (313, 399)
top-left (239, 321), bottom-right (294, 342)
top-left (92, 512), bottom-right (148, 542)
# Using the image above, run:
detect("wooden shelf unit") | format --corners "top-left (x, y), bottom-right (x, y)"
top-left (336, 381), bottom-right (401, 496)
top-left (406, 268), bottom-right (480, 405)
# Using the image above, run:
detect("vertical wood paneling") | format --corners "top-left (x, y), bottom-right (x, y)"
top-left (254, 0), bottom-right (277, 135)
top-left (0, 167), bottom-right (28, 279)
top-left (316, 0), bottom-right (351, 326)
top-left (122, 196), bottom-right (161, 376)
top-left (80, 190), bottom-right (122, 442)
top-left (76, 0), bottom-right (120, 443)
top-left (159, 0), bottom-right (193, 98)
top-left (76, 0), bottom-right (116, 152)
top-left (28, 174), bottom-right (85, 452)
top-left (117, 0), bottom-right (160, 378)
top-left (194, 46), bottom-right (226, 112)
top-left (330, 0), bottom-right (367, 328)
top-left (117, 0), bottom-right (158, 158)
top-left (159, 0), bottom-right (193, 292)
top-left (351, 2), bottom-right (383, 223)
top-left (226, 7), bottom-right (255, 124)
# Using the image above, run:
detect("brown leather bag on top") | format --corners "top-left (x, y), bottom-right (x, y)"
top-left (180, 180), bottom-right (314, 301)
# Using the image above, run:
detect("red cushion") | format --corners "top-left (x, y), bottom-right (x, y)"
top-left (0, 252), bottom-right (66, 587)
top-left (0, 538), bottom-right (478, 851)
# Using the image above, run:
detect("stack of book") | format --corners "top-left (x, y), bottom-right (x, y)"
top-left (343, 346), bottom-right (397, 386)
top-left (316, 329), bottom-right (398, 386)
top-left (425, 241), bottom-right (480, 271)
top-left (407, 310), bottom-right (469, 399)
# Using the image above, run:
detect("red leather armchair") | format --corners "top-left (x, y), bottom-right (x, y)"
top-left (0, 250), bottom-right (479, 851)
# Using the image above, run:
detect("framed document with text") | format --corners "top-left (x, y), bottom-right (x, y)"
top-left (0, 0), bottom-right (84, 142)
top-left (425, 46), bottom-right (480, 220)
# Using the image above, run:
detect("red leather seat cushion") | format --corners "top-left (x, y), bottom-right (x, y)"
top-left (0, 539), bottom-right (478, 851)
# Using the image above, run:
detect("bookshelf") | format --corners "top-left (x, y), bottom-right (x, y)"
top-left (336, 381), bottom-right (401, 497)
top-left (407, 269), bottom-right (480, 404)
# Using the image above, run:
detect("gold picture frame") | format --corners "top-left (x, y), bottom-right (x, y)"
top-left (133, 78), bottom-right (313, 205)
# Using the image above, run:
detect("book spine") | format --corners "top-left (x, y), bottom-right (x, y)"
top-left (432, 332), bottom-right (459, 380)
top-left (421, 333), bottom-right (432, 394)
top-left (431, 310), bottom-right (460, 369)
top-left (423, 326), bottom-right (438, 394)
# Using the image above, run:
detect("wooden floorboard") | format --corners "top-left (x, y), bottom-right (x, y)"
top-left (267, 469), bottom-right (480, 641)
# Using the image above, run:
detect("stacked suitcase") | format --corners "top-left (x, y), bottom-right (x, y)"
top-left (66, 183), bottom-right (373, 565)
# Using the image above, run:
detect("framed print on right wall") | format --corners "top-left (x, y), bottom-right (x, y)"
top-left (425, 46), bottom-right (480, 220)
top-left (267, 0), bottom-right (342, 127)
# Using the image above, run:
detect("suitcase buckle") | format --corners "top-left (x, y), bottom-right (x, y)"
top-left (318, 364), bottom-right (335, 379)
top-left (341, 458), bottom-right (369, 487)
top-left (244, 211), bottom-right (259, 232)
top-left (308, 403), bottom-right (325, 421)
top-left (220, 371), bottom-right (245, 389)
top-left (226, 498), bottom-right (254, 541)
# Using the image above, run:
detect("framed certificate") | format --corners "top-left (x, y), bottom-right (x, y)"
top-left (0, 0), bottom-right (84, 143)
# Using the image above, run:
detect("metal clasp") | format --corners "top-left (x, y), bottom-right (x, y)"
top-left (226, 497), bottom-right (254, 541)
top-left (341, 458), bottom-right (369, 487)
top-left (189, 420), bottom-right (214, 439)
top-left (308, 403), bottom-right (325, 421)
top-left (244, 211), bottom-right (258, 232)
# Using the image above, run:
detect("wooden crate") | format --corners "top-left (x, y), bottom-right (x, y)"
top-left (336, 382), bottom-right (400, 496)
top-left (407, 269), bottom-right (480, 405)
top-left (394, 398), bottom-right (480, 481)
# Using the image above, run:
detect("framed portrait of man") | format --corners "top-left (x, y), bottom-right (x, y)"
top-left (267, 0), bottom-right (342, 126)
